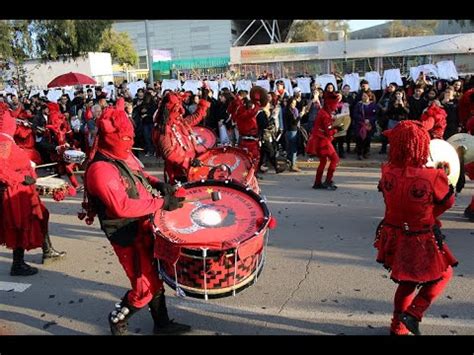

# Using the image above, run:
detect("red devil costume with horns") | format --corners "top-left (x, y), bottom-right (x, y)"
top-left (374, 121), bottom-right (457, 336)
top-left (83, 98), bottom-right (190, 335)
top-left (306, 96), bottom-right (342, 190)
top-left (0, 103), bottom-right (65, 276)
top-left (155, 91), bottom-right (210, 184)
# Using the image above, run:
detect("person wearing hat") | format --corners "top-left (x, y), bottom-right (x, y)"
top-left (1, 103), bottom-right (66, 276)
top-left (83, 98), bottom-right (190, 335)
top-left (375, 121), bottom-right (457, 335)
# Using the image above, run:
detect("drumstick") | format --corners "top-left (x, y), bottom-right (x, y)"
top-left (35, 162), bottom-right (59, 169)
top-left (182, 191), bottom-right (221, 203)
top-left (132, 147), bottom-right (144, 151)
top-left (36, 174), bottom-right (59, 181)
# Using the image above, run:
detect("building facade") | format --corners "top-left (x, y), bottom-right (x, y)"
top-left (230, 33), bottom-right (474, 80)
top-left (113, 20), bottom-right (233, 79)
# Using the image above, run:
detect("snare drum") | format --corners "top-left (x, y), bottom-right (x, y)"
top-left (191, 126), bottom-right (217, 151)
top-left (187, 146), bottom-right (260, 193)
top-left (153, 180), bottom-right (273, 299)
top-left (36, 177), bottom-right (72, 201)
top-left (63, 150), bottom-right (86, 164)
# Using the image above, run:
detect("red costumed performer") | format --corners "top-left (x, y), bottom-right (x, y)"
top-left (307, 96), bottom-right (343, 190)
top-left (156, 91), bottom-right (210, 184)
top-left (84, 98), bottom-right (190, 335)
top-left (45, 103), bottom-right (81, 188)
top-left (420, 101), bottom-right (447, 139)
top-left (232, 95), bottom-right (261, 168)
top-left (374, 121), bottom-right (458, 335)
top-left (14, 108), bottom-right (42, 165)
top-left (0, 104), bottom-right (65, 276)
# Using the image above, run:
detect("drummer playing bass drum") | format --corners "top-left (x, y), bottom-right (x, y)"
top-left (83, 98), bottom-right (191, 335)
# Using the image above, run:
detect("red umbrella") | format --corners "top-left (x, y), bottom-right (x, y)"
top-left (47, 72), bottom-right (96, 88)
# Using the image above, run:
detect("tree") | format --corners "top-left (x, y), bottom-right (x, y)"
top-left (386, 20), bottom-right (438, 37)
top-left (287, 20), bottom-right (349, 43)
top-left (31, 20), bottom-right (112, 60)
top-left (99, 29), bottom-right (138, 67)
top-left (0, 20), bottom-right (33, 90)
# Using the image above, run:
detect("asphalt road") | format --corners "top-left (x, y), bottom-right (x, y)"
top-left (1, 154), bottom-right (473, 336)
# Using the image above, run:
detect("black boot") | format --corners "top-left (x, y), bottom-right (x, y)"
top-left (108, 292), bottom-right (141, 336)
top-left (149, 291), bottom-right (191, 335)
top-left (399, 312), bottom-right (421, 336)
top-left (42, 233), bottom-right (66, 264)
top-left (10, 248), bottom-right (38, 276)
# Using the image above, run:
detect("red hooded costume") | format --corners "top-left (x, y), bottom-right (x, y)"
top-left (375, 121), bottom-right (457, 335)
top-left (85, 98), bottom-right (165, 307)
top-left (306, 99), bottom-right (340, 187)
top-left (84, 98), bottom-right (190, 335)
top-left (157, 92), bottom-right (210, 184)
top-left (420, 103), bottom-right (447, 139)
top-left (14, 109), bottom-right (42, 165)
top-left (458, 88), bottom-right (474, 129)
top-left (232, 95), bottom-right (261, 167)
top-left (0, 103), bottom-right (48, 250)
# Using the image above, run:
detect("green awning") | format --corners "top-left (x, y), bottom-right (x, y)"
top-left (153, 56), bottom-right (230, 71)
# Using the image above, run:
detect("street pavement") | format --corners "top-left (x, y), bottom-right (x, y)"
top-left (1, 147), bottom-right (473, 336)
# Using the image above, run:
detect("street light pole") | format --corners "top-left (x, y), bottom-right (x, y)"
top-left (145, 20), bottom-right (154, 85)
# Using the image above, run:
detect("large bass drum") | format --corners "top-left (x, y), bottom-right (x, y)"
top-left (152, 180), bottom-right (273, 299)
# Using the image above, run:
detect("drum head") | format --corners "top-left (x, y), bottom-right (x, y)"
top-left (192, 126), bottom-right (217, 150)
top-left (427, 139), bottom-right (460, 186)
top-left (447, 133), bottom-right (474, 164)
top-left (188, 147), bottom-right (254, 184)
top-left (154, 180), bottom-right (269, 249)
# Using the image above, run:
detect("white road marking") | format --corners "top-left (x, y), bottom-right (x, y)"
top-left (0, 281), bottom-right (31, 292)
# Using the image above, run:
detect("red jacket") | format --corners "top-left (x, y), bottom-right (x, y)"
top-left (232, 96), bottom-right (260, 136)
top-left (159, 99), bottom-right (210, 170)
top-left (86, 153), bottom-right (164, 219)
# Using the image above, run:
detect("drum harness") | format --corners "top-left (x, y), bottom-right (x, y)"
top-left (89, 152), bottom-right (158, 247)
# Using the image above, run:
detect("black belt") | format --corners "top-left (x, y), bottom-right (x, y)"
top-left (383, 222), bottom-right (433, 235)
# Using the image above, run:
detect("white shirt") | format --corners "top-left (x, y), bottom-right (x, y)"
top-left (275, 78), bottom-right (294, 96)
top-left (160, 79), bottom-right (182, 94)
top-left (236, 80), bottom-right (252, 93)
top-left (410, 64), bottom-right (439, 81)
top-left (315, 74), bottom-right (337, 91)
top-left (436, 61), bottom-right (458, 80)
top-left (182, 80), bottom-right (203, 95)
top-left (364, 71), bottom-right (382, 90)
top-left (256, 79), bottom-right (271, 92)
top-left (219, 79), bottom-right (234, 92)
top-left (342, 73), bottom-right (360, 92)
top-left (296, 77), bottom-right (311, 94)
top-left (382, 69), bottom-right (403, 88)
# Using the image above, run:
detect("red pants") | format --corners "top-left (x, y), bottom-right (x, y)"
top-left (391, 266), bottom-right (453, 334)
top-left (239, 139), bottom-right (260, 169)
top-left (112, 232), bottom-right (164, 308)
top-left (314, 151), bottom-right (339, 185)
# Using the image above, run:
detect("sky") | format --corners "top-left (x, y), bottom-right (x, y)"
top-left (347, 20), bottom-right (390, 32)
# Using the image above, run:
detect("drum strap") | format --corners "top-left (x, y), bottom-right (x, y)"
top-left (89, 152), bottom-right (155, 247)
